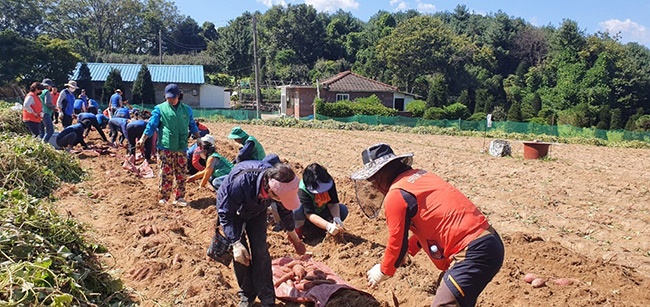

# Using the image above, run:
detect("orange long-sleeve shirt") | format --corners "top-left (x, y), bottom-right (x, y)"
top-left (380, 169), bottom-right (489, 276)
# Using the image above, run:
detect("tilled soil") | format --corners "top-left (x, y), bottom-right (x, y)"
top-left (56, 122), bottom-right (650, 306)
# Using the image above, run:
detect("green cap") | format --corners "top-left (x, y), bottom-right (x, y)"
top-left (227, 126), bottom-right (248, 139)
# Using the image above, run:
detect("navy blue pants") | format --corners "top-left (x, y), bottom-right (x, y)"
top-left (439, 230), bottom-right (504, 307)
top-left (126, 125), bottom-right (151, 159)
top-left (233, 211), bottom-right (275, 306)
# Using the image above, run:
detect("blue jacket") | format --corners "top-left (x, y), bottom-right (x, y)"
top-left (114, 107), bottom-right (130, 119)
top-left (109, 117), bottom-right (129, 140)
top-left (77, 112), bottom-right (96, 123)
top-left (73, 99), bottom-right (85, 110)
top-left (62, 89), bottom-right (75, 116)
top-left (127, 119), bottom-right (146, 129)
top-left (89, 99), bottom-right (99, 109)
top-left (96, 114), bottom-right (109, 128)
top-left (110, 93), bottom-right (122, 108)
top-left (217, 160), bottom-right (295, 244)
top-left (57, 123), bottom-right (87, 147)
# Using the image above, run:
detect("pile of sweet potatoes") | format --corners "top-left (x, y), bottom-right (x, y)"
top-left (274, 259), bottom-right (337, 291)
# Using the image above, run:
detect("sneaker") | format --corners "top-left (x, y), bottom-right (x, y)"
top-left (158, 199), bottom-right (167, 205)
top-left (173, 198), bottom-right (187, 207)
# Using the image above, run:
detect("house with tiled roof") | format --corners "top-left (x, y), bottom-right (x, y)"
top-left (279, 71), bottom-right (419, 118)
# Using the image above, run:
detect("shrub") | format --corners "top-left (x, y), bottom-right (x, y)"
top-left (527, 117), bottom-right (548, 125)
top-left (406, 100), bottom-right (427, 117)
top-left (444, 103), bottom-right (471, 120)
top-left (316, 95), bottom-right (397, 117)
top-left (423, 107), bottom-right (445, 120)
top-left (467, 112), bottom-right (487, 121)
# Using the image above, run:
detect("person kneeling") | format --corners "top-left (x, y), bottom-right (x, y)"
top-left (293, 163), bottom-right (348, 239)
top-left (187, 135), bottom-right (233, 191)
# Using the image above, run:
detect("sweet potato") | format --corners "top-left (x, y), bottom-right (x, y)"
top-left (523, 273), bottom-right (538, 283)
top-left (274, 272), bottom-right (295, 287)
top-left (553, 278), bottom-right (577, 286)
top-left (293, 264), bottom-right (307, 280)
top-left (531, 278), bottom-right (546, 288)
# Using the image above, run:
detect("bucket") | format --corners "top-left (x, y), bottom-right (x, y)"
top-left (522, 141), bottom-right (552, 159)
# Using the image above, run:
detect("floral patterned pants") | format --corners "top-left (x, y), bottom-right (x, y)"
top-left (158, 149), bottom-right (188, 200)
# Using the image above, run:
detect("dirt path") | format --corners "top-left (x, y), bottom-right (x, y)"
top-left (56, 122), bottom-right (650, 306)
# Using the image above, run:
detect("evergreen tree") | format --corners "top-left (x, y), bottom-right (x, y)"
top-left (132, 64), bottom-right (155, 105)
top-left (102, 68), bottom-right (123, 104)
top-left (531, 93), bottom-right (542, 115)
top-left (609, 108), bottom-right (623, 130)
top-left (596, 105), bottom-right (611, 130)
top-left (426, 74), bottom-right (448, 108)
top-left (76, 62), bottom-right (93, 98)
top-left (507, 101), bottom-right (523, 121)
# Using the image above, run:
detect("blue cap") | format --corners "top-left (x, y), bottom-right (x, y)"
top-left (165, 84), bottom-right (181, 98)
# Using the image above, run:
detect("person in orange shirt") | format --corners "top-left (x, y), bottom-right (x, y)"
top-left (351, 143), bottom-right (504, 307)
top-left (22, 82), bottom-right (45, 137)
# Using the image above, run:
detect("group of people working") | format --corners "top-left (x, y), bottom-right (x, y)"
top-left (22, 80), bottom-right (505, 307)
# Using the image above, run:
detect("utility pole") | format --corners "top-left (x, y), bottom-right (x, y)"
top-left (158, 29), bottom-right (162, 65)
top-left (252, 14), bottom-right (261, 119)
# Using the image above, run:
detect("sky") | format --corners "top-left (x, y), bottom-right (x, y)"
top-left (175, 0), bottom-right (650, 47)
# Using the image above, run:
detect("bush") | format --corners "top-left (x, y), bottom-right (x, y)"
top-left (467, 112), bottom-right (487, 121)
top-left (527, 117), bottom-right (548, 125)
top-left (316, 95), bottom-right (397, 117)
top-left (444, 103), bottom-right (471, 120)
top-left (423, 107), bottom-right (445, 120)
top-left (406, 100), bottom-right (427, 117)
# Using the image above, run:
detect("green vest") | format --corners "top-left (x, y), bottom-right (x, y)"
top-left (211, 153), bottom-right (234, 178)
top-left (246, 135), bottom-right (266, 161)
top-left (157, 102), bottom-right (191, 151)
top-left (39, 89), bottom-right (53, 115)
top-left (298, 180), bottom-right (327, 214)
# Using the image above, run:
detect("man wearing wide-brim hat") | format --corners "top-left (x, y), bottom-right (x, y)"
top-left (227, 126), bottom-right (266, 163)
top-left (351, 143), bottom-right (504, 307)
top-left (56, 80), bottom-right (79, 127)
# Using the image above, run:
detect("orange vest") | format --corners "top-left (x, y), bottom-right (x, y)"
top-left (384, 169), bottom-right (489, 271)
top-left (22, 92), bottom-right (43, 122)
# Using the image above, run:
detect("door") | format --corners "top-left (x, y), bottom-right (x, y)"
top-left (394, 98), bottom-right (405, 111)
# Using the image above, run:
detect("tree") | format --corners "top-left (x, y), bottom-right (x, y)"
top-left (444, 102), bottom-right (471, 119)
top-left (76, 63), bottom-right (93, 97)
top-left (507, 102), bottom-right (523, 121)
top-left (0, 0), bottom-right (45, 38)
top-left (377, 16), bottom-right (456, 91)
top-left (102, 68), bottom-right (123, 103)
top-left (405, 100), bottom-right (427, 117)
top-left (212, 13), bottom-right (253, 78)
top-left (132, 64), bottom-right (155, 105)
top-left (166, 16), bottom-right (206, 54)
top-left (610, 108), bottom-right (623, 130)
top-left (426, 74), bottom-right (448, 108)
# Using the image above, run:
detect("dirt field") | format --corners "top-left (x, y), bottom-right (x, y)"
top-left (55, 122), bottom-right (650, 306)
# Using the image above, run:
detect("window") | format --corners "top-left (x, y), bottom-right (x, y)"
top-left (336, 93), bottom-right (350, 101)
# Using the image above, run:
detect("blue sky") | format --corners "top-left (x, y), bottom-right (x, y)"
top-left (176, 0), bottom-right (650, 46)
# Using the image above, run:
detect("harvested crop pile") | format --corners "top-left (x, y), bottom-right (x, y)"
top-left (0, 104), bottom-right (29, 135)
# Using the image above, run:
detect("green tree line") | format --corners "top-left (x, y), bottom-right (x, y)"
top-left (2, 2), bottom-right (650, 130)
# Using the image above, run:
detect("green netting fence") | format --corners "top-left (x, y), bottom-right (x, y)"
top-left (127, 104), bottom-right (259, 121)
top-left (305, 114), bottom-right (650, 143)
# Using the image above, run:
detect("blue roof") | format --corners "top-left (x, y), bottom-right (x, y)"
top-left (72, 62), bottom-right (204, 84)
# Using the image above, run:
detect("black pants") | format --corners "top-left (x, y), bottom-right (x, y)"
top-left (234, 211), bottom-right (275, 306)
top-left (108, 122), bottom-right (125, 144)
top-left (87, 106), bottom-right (98, 114)
top-left (24, 121), bottom-right (40, 137)
top-left (81, 118), bottom-right (108, 142)
top-left (52, 111), bottom-right (59, 123)
top-left (126, 125), bottom-right (151, 159)
top-left (61, 114), bottom-right (73, 128)
top-left (56, 132), bottom-right (77, 148)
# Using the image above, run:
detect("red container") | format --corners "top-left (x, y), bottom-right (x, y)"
top-left (523, 141), bottom-right (552, 159)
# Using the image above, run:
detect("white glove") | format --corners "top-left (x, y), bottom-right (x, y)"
top-left (39, 112), bottom-right (44, 118)
top-left (232, 241), bottom-right (250, 266)
top-left (333, 217), bottom-right (344, 229)
top-left (367, 264), bottom-right (388, 288)
top-left (326, 222), bottom-right (341, 236)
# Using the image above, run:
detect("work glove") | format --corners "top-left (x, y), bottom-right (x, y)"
top-left (287, 230), bottom-right (306, 255)
top-left (333, 217), bottom-right (345, 230)
top-left (326, 222), bottom-right (342, 236)
top-left (39, 112), bottom-right (44, 118)
top-left (136, 138), bottom-right (145, 149)
top-left (232, 241), bottom-right (250, 266)
top-left (367, 264), bottom-right (388, 288)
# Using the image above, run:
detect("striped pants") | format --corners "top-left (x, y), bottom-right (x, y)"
top-left (158, 149), bottom-right (188, 201)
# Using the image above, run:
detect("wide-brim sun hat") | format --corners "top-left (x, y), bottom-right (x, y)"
top-left (200, 134), bottom-right (215, 146)
top-left (306, 179), bottom-right (333, 194)
top-left (65, 80), bottom-right (78, 89)
top-left (227, 126), bottom-right (248, 139)
top-left (350, 143), bottom-right (413, 180)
